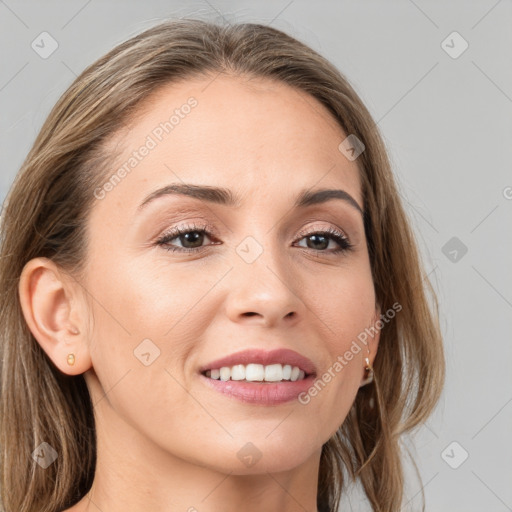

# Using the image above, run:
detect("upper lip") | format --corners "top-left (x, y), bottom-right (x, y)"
top-left (199, 348), bottom-right (317, 376)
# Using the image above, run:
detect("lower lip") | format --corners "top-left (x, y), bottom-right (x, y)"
top-left (199, 373), bottom-right (315, 405)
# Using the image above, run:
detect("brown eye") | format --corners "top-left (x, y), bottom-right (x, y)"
top-left (294, 227), bottom-right (353, 254)
top-left (156, 224), bottom-right (216, 253)
top-left (304, 234), bottom-right (329, 250)
top-left (175, 230), bottom-right (206, 249)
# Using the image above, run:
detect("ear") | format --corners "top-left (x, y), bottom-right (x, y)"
top-left (18, 257), bottom-right (92, 376)
top-left (358, 303), bottom-right (381, 387)
top-left (369, 302), bottom-right (381, 366)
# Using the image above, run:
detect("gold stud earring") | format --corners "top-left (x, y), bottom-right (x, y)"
top-left (67, 354), bottom-right (76, 366)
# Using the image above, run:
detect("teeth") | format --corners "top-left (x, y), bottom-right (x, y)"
top-left (220, 367), bottom-right (231, 381)
top-left (246, 363), bottom-right (264, 381)
top-left (231, 364), bottom-right (245, 381)
top-left (205, 363), bottom-right (307, 382)
top-left (264, 364), bottom-right (282, 382)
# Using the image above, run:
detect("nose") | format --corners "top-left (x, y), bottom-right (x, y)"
top-left (224, 248), bottom-right (305, 328)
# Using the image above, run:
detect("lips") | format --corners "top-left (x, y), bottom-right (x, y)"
top-left (199, 348), bottom-right (317, 377)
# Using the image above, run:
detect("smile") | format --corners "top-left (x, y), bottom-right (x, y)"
top-left (198, 348), bottom-right (317, 405)
top-left (203, 363), bottom-right (307, 382)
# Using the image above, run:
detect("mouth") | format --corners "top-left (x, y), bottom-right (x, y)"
top-left (202, 363), bottom-right (309, 382)
top-left (199, 347), bottom-right (316, 380)
top-left (198, 348), bottom-right (317, 405)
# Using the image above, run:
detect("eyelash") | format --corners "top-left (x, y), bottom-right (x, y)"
top-left (156, 222), bottom-right (353, 256)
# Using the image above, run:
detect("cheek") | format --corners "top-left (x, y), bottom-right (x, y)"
top-left (309, 264), bottom-right (376, 348)
top-left (297, 266), bottom-right (375, 417)
top-left (82, 259), bottom-right (216, 456)
top-left (85, 251), bottom-right (219, 348)
top-left (82, 252), bottom-right (226, 409)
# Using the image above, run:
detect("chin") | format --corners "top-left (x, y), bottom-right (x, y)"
top-left (191, 433), bottom-right (322, 475)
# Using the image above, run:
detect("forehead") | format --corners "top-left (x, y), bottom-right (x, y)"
top-left (94, 74), bottom-right (363, 216)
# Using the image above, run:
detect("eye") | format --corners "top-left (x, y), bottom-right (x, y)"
top-left (156, 224), bottom-right (353, 255)
top-left (156, 223), bottom-right (217, 253)
top-left (294, 226), bottom-right (353, 254)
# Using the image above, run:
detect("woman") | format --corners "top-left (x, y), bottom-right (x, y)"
top-left (0, 19), bottom-right (444, 512)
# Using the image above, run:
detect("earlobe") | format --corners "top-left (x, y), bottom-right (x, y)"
top-left (359, 305), bottom-right (381, 387)
top-left (18, 258), bottom-right (92, 376)
top-left (360, 350), bottom-right (374, 387)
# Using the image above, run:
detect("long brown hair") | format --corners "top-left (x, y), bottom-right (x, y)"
top-left (0, 19), bottom-right (444, 512)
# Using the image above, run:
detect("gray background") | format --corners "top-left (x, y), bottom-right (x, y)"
top-left (1, 1), bottom-right (511, 511)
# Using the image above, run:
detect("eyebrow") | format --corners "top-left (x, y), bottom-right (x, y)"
top-left (137, 183), bottom-right (363, 215)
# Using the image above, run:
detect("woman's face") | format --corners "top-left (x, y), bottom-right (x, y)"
top-left (80, 74), bottom-right (379, 474)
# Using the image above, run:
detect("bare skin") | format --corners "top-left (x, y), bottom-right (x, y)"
top-left (19, 74), bottom-right (380, 512)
